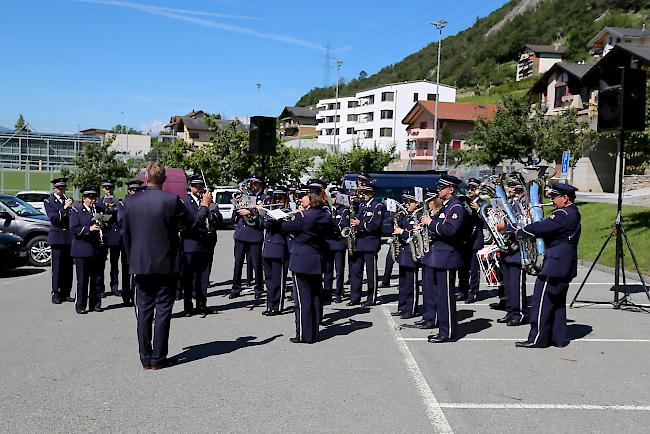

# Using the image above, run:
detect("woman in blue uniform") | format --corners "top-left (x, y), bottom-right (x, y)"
top-left (69, 186), bottom-right (104, 314)
top-left (392, 190), bottom-right (422, 319)
top-left (281, 183), bottom-right (333, 343)
top-left (261, 186), bottom-right (291, 316)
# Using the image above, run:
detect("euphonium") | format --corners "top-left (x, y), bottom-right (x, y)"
top-left (232, 183), bottom-right (257, 226)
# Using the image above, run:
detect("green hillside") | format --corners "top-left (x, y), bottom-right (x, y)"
top-left (297, 0), bottom-right (648, 106)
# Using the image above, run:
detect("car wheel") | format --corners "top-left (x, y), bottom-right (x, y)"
top-left (26, 235), bottom-right (51, 267)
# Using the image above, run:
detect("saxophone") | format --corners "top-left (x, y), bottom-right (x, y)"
top-left (341, 207), bottom-right (356, 255)
top-left (389, 209), bottom-right (406, 261)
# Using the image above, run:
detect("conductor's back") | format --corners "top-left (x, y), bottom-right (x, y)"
top-left (122, 162), bottom-right (189, 370)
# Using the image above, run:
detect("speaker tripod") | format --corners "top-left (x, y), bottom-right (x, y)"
top-left (570, 130), bottom-right (650, 311)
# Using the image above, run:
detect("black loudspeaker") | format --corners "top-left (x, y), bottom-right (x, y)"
top-left (249, 116), bottom-right (277, 155)
top-left (597, 67), bottom-right (646, 132)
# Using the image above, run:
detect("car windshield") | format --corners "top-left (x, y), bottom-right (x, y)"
top-left (215, 192), bottom-right (235, 205)
top-left (0, 196), bottom-right (44, 217)
top-left (17, 193), bottom-right (49, 202)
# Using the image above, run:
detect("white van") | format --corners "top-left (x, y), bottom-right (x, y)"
top-left (212, 187), bottom-right (238, 226)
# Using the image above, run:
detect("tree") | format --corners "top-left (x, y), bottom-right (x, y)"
top-left (359, 70), bottom-right (368, 80)
top-left (315, 142), bottom-right (397, 185)
top-left (112, 124), bottom-right (141, 135)
top-left (535, 108), bottom-right (600, 168)
top-left (626, 81), bottom-right (650, 172)
top-left (467, 95), bottom-right (539, 168)
top-left (62, 138), bottom-right (131, 189)
top-left (14, 114), bottom-right (29, 132)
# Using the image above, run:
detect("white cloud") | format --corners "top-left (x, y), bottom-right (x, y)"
top-left (75, 0), bottom-right (342, 52)
top-left (140, 118), bottom-right (165, 135)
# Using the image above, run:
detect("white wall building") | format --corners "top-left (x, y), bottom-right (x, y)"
top-left (315, 80), bottom-right (456, 152)
top-left (107, 133), bottom-right (152, 157)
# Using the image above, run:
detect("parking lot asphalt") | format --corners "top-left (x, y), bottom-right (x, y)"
top-left (1, 232), bottom-right (649, 433)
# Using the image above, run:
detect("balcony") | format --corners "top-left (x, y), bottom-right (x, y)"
top-left (407, 128), bottom-right (436, 140)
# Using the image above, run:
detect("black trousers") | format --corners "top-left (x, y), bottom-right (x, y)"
top-left (264, 256), bottom-right (287, 312)
top-left (51, 244), bottom-right (73, 301)
top-left (349, 251), bottom-right (378, 303)
top-left (431, 268), bottom-right (457, 339)
top-left (121, 245), bottom-right (133, 304)
top-left (502, 260), bottom-right (527, 321)
top-left (458, 249), bottom-right (480, 298)
top-left (134, 274), bottom-right (176, 367)
top-left (398, 266), bottom-right (419, 315)
top-left (421, 265), bottom-right (438, 323)
top-left (292, 273), bottom-right (322, 343)
top-left (106, 245), bottom-right (129, 294)
top-left (323, 249), bottom-right (346, 300)
top-left (381, 249), bottom-right (395, 284)
top-left (232, 241), bottom-right (263, 295)
top-left (527, 276), bottom-right (570, 346)
top-left (182, 252), bottom-right (211, 311)
top-left (74, 256), bottom-right (102, 312)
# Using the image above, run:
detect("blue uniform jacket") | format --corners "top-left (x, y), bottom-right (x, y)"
top-left (470, 197), bottom-right (486, 250)
top-left (326, 204), bottom-right (349, 251)
top-left (69, 204), bottom-right (102, 258)
top-left (421, 196), bottom-right (468, 269)
top-left (518, 204), bottom-right (581, 279)
top-left (180, 194), bottom-right (212, 253)
top-left (281, 207), bottom-right (333, 275)
top-left (232, 191), bottom-right (264, 243)
top-left (97, 195), bottom-right (122, 247)
top-left (122, 186), bottom-right (190, 275)
top-left (355, 198), bottom-right (385, 252)
top-left (262, 212), bottom-right (290, 259)
top-left (397, 212), bottom-right (419, 268)
top-left (44, 194), bottom-right (73, 245)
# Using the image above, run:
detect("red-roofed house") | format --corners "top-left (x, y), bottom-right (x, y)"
top-left (401, 101), bottom-right (497, 170)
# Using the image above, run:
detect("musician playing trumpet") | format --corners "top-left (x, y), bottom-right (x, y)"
top-left (323, 186), bottom-right (350, 304)
top-left (391, 190), bottom-right (422, 319)
top-left (457, 178), bottom-right (487, 304)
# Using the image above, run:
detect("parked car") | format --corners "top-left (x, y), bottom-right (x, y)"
top-left (0, 231), bottom-right (27, 269)
top-left (212, 187), bottom-right (238, 226)
top-left (0, 194), bottom-right (52, 266)
top-left (15, 191), bottom-right (50, 214)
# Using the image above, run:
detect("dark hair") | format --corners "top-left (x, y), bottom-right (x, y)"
top-left (146, 162), bottom-right (166, 186)
top-left (566, 192), bottom-right (576, 202)
top-left (308, 192), bottom-right (326, 208)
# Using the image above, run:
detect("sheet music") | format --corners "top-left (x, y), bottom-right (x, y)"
top-left (385, 198), bottom-right (397, 212)
top-left (267, 208), bottom-right (290, 220)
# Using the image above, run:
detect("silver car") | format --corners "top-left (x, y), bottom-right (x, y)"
top-left (16, 191), bottom-right (50, 214)
top-left (0, 194), bottom-right (52, 266)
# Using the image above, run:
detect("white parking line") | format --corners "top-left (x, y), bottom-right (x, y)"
top-left (380, 307), bottom-right (454, 433)
top-left (438, 403), bottom-right (650, 411)
top-left (398, 337), bottom-right (650, 342)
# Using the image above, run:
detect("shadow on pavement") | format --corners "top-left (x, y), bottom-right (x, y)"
top-left (0, 267), bottom-right (46, 278)
top-left (321, 306), bottom-right (370, 326)
top-left (171, 335), bottom-right (282, 365)
top-left (567, 323), bottom-right (593, 340)
top-left (320, 319), bottom-right (373, 341)
top-left (457, 309), bottom-right (474, 322)
top-left (456, 318), bottom-right (492, 339)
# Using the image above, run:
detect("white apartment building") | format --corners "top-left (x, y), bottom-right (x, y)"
top-left (315, 80), bottom-right (456, 152)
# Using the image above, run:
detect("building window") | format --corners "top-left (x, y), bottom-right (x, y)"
top-left (413, 92), bottom-right (419, 102)
top-left (554, 85), bottom-right (567, 108)
top-left (347, 127), bottom-right (354, 134)
top-left (362, 95), bottom-right (375, 105)
top-left (347, 114), bottom-right (358, 122)
top-left (419, 121), bottom-right (427, 129)
top-left (365, 129), bottom-right (373, 138)
top-left (381, 92), bottom-right (394, 102)
top-left (380, 110), bottom-right (393, 119)
top-left (189, 132), bottom-right (199, 139)
top-left (335, 128), bottom-right (339, 135)
top-left (348, 101), bottom-right (359, 108)
top-left (427, 93), bottom-right (437, 101)
top-left (380, 128), bottom-right (392, 137)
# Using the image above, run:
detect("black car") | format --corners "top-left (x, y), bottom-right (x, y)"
top-left (0, 194), bottom-right (52, 266)
top-left (0, 232), bottom-right (27, 269)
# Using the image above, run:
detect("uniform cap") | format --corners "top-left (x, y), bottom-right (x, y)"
top-left (547, 182), bottom-right (578, 197)
top-left (467, 178), bottom-right (481, 187)
top-left (101, 179), bottom-right (115, 188)
top-left (126, 179), bottom-right (143, 189)
top-left (438, 174), bottom-right (462, 189)
top-left (81, 186), bottom-right (99, 196)
top-left (188, 174), bottom-right (205, 186)
top-left (51, 177), bottom-right (67, 187)
top-left (402, 189), bottom-right (418, 202)
top-left (249, 175), bottom-right (263, 184)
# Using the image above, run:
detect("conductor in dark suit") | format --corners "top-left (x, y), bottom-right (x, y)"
top-left (122, 162), bottom-right (195, 370)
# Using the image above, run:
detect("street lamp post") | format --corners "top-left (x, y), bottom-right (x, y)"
top-left (430, 19), bottom-right (447, 171)
top-left (256, 83), bottom-right (262, 115)
top-left (333, 60), bottom-right (343, 153)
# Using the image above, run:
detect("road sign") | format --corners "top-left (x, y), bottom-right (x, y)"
top-left (561, 150), bottom-right (571, 179)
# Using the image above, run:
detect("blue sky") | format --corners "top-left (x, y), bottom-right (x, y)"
top-left (0, 0), bottom-right (509, 134)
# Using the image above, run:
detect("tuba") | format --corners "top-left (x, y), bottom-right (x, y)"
top-left (479, 175), bottom-right (518, 254)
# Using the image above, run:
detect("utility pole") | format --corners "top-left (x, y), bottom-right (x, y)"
top-left (256, 83), bottom-right (262, 115)
top-left (333, 59), bottom-right (343, 153)
top-left (430, 19), bottom-right (447, 170)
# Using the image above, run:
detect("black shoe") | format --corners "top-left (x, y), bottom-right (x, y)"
top-left (76, 309), bottom-right (87, 314)
top-left (346, 301), bottom-right (360, 306)
top-left (427, 334), bottom-right (451, 343)
top-left (52, 298), bottom-right (62, 305)
top-left (455, 293), bottom-right (467, 301)
top-left (515, 341), bottom-right (546, 348)
top-left (229, 292), bottom-right (240, 299)
top-left (361, 301), bottom-right (376, 307)
top-left (379, 281), bottom-right (390, 288)
top-left (175, 294), bottom-right (183, 301)
top-left (400, 313), bottom-right (417, 319)
top-left (496, 316), bottom-right (510, 324)
top-left (184, 310), bottom-right (193, 317)
top-left (551, 341), bottom-right (568, 348)
top-left (91, 307), bottom-right (105, 313)
top-left (414, 319), bottom-right (427, 325)
top-left (64, 297), bottom-right (75, 303)
top-left (123, 301), bottom-right (134, 307)
top-left (289, 337), bottom-right (301, 344)
top-left (391, 311), bottom-right (404, 317)
top-left (490, 301), bottom-right (506, 310)
top-left (506, 319), bottom-right (527, 327)
top-left (344, 279), bottom-right (350, 285)
top-left (335, 296), bottom-right (342, 303)
top-left (150, 358), bottom-right (177, 370)
top-left (254, 293), bottom-right (263, 301)
top-left (405, 321), bottom-right (436, 330)
top-left (262, 309), bottom-right (279, 316)
top-left (100, 292), bottom-right (107, 298)
top-left (465, 295), bottom-right (476, 304)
